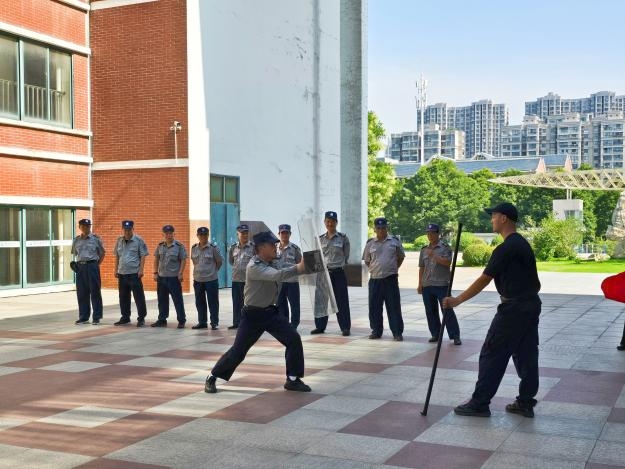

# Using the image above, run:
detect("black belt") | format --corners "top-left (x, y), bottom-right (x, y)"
top-left (328, 267), bottom-right (344, 273)
top-left (500, 294), bottom-right (539, 303)
top-left (77, 260), bottom-right (98, 264)
top-left (243, 305), bottom-right (278, 313)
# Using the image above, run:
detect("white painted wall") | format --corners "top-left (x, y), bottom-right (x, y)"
top-left (186, 0), bottom-right (364, 249)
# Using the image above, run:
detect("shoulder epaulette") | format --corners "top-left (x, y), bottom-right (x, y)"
top-left (210, 241), bottom-right (217, 247)
top-left (92, 233), bottom-right (101, 239)
top-left (291, 243), bottom-right (300, 250)
top-left (192, 243), bottom-right (198, 248)
top-left (159, 241), bottom-right (166, 246)
top-left (338, 232), bottom-right (346, 237)
top-left (392, 235), bottom-right (400, 241)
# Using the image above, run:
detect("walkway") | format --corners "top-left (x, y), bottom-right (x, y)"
top-left (0, 268), bottom-right (624, 468)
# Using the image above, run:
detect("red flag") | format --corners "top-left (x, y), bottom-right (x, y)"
top-left (601, 272), bottom-right (625, 303)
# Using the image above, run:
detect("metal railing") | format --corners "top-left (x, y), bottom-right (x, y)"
top-left (0, 78), bottom-right (67, 123)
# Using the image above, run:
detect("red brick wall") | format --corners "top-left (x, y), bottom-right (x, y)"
top-left (0, 126), bottom-right (89, 155)
top-left (0, 155), bottom-right (89, 198)
top-left (90, 0), bottom-right (188, 163)
top-left (2, 0), bottom-right (87, 45)
top-left (92, 167), bottom-right (190, 291)
top-left (73, 54), bottom-right (89, 131)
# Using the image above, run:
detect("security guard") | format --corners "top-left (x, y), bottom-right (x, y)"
top-left (418, 223), bottom-right (461, 345)
top-left (191, 226), bottom-right (223, 330)
top-left (276, 224), bottom-right (302, 328)
top-left (444, 202), bottom-right (541, 418)
top-left (114, 220), bottom-right (149, 327)
top-left (151, 225), bottom-right (187, 328)
top-left (312, 211), bottom-right (352, 336)
top-left (227, 224), bottom-right (254, 329)
top-left (205, 231), bottom-right (310, 394)
top-left (362, 217), bottom-right (405, 340)
top-left (71, 218), bottom-right (105, 325)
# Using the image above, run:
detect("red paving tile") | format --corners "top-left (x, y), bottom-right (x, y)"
top-left (207, 389), bottom-right (323, 423)
top-left (543, 370), bottom-right (625, 406)
top-left (308, 335), bottom-right (352, 344)
top-left (76, 459), bottom-right (169, 469)
top-left (543, 388), bottom-right (618, 406)
top-left (153, 349), bottom-right (222, 361)
top-left (4, 350), bottom-right (139, 368)
top-left (607, 407), bottom-right (625, 423)
top-left (385, 441), bottom-right (492, 469)
top-left (400, 344), bottom-right (482, 368)
top-left (329, 361), bottom-right (391, 373)
top-left (0, 413), bottom-right (192, 457)
top-left (339, 402), bottom-right (451, 441)
top-left (42, 342), bottom-right (92, 350)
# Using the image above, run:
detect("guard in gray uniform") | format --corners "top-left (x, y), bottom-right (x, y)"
top-left (191, 226), bottom-right (223, 330)
top-left (151, 225), bottom-right (187, 328)
top-left (312, 211), bottom-right (352, 336)
top-left (71, 218), bottom-right (106, 325)
top-left (276, 224), bottom-right (302, 328)
top-left (418, 223), bottom-right (461, 345)
top-left (362, 217), bottom-right (405, 340)
top-left (205, 231), bottom-right (311, 394)
top-left (114, 220), bottom-right (149, 327)
top-left (228, 224), bottom-right (254, 329)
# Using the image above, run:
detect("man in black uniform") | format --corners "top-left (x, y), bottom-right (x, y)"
top-left (444, 202), bottom-right (541, 418)
top-left (205, 231), bottom-right (311, 394)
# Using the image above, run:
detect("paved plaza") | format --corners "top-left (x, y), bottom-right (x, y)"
top-left (0, 262), bottom-right (624, 468)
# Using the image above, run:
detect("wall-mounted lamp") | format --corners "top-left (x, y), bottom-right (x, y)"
top-left (170, 121), bottom-right (182, 160)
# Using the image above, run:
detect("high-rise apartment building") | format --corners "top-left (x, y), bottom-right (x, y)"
top-left (501, 112), bottom-right (625, 168)
top-left (416, 100), bottom-right (508, 158)
top-left (387, 125), bottom-right (465, 162)
top-left (525, 91), bottom-right (625, 119)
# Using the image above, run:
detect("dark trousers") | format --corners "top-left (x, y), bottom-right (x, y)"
top-left (314, 269), bottom-right (351, 331)
top-left (156, 276), bottom-right (186, 323)
top-left (278, 282), bottom-right (300, 328)
top-left (118, 273), bottom-right (147, 320)
top-left (231, 281), bottom-right (245, 326)
top-left (194, 279), bottom-right (219, 326)
top-left (422, 285), bottom-right (460, 339)
top-left (76, 262), bottom-right (103, 321)
top-left (471, 297), bottom-right (541, 408)
top-left (211, 306), bottom-right (305, 380)
top-left (621, 320), bottom-right (625, 345)
top-left (368, 274), bottom-right (404, 337)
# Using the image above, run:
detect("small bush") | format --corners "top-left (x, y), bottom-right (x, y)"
top-left (491, 234), bottom-right (503, 246)
top-left (459, 233), bottom-right (484, 251)
top-left (462, 243), bottom-right (494, 266)
top-left (413, 235), bottom-right (429, 251)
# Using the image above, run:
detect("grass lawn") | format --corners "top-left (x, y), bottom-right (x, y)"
top-left (536, 258), bottom-right (625, 273)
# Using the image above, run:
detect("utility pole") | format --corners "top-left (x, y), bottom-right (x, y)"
top-left (416, 74), bottom-right (427, 164)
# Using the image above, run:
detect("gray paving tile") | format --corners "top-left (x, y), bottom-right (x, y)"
top-left (499, 432), bottom-right (596, 461)
top-left (234, 424), bottom-right (329, 452)
top-left (415, 422), bottom-right (513, 450)
top-left (516, 416), bottom-right (604, 439)
top-left (599, 422), bottom-right (625, 443)
top-left (303, 433), bottom-right (408, 464)
top-left (0, 443), bottom-right (93, 469)
top-left (481, 451), bottom-right (585, 469)
top-left (279, 453), bottom-right (379, 469)
top-left (589, 440), bottom-right (625, 466)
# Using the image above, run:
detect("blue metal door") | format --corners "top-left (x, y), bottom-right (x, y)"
top-left (210, 202), bottom-right (239, 288)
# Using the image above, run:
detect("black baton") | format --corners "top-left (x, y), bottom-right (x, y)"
top-left (421, 222), bottom-right (463, 416)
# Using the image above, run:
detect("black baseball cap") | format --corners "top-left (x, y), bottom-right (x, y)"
top-left (162, 224), bottom-right (175, 233)
top-left (278, 224), bottom-right (291, 233)
top-left (374, 217), bottom-right (388, 227)
top-left (324, 211), bottom-right (338, 221)
top-left (121, 220), bottom-right (134, 229)
top-left (197, 227), bottom-right (209, 235)
top-left (253, 231), bottom-right (279, 246)
top-left (78, 218), bottom-right (92, 226)
top-left (485, 202), bottom-right (518, 222)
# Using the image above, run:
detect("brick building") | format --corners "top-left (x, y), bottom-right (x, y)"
top-left (0, 0), bottom-right (368, 297)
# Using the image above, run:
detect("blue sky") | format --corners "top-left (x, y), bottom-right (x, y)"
top-left (368, 0), bottom-right (625, 134)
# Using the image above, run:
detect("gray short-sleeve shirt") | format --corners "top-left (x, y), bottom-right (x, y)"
top-left (154, 240), bottom-right (187, 277)
top-left (419, 241), bottom-right (452, 287)
top-left (319, 232), bottom-right (350, 269)
top-left (244, 256), bottom-right (299, 307)
top-left (362, 235), bottom-right (405, 279)
top-left (191, 242), bottom-right (223, 282)
top-left (228, 242), bottom-right (255, 282)
top-left (71, 234), bottom-right (105, 262)
top-left (276, 242), bottom-right (302, 283)
top-left (115, 234), bottom-right (148, 274)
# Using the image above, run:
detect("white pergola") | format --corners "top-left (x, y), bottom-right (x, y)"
top-left (490, 169), bottom-right (625, 194)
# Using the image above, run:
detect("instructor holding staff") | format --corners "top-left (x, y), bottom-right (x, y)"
top-left (444, 202), bottom-right (541, 418)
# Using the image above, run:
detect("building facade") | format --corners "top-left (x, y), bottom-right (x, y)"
top-left (387, 125), bottom-right (465, 162)
top-left (416, 99), bottom-right (508, 158)
top-left (525, 91), bottom-right (625, 119)
top-left (0, 0), bottom-right (368, 297)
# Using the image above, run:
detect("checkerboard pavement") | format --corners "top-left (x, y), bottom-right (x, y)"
top-left (1, 275), bottom-right (625, 468)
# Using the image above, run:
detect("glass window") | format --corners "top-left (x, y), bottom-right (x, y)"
top-left (224, 177), bottom-right (239, 203)
top-left (25, 208), bottom-right (51, 285)
top-left (0, 35), bottom-right (18, 117)
top-left (0, 207), bottom-right (21, 287)
top-left (51, 208), bottom-right (73, 282)
top-left (23, 42), bottom-right (48, 121)
top-left (49, 50), bottom-right (71, 125)
top-left (210, 176), bottom-right (224, 202)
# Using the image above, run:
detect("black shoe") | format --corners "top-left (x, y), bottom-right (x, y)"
top-left (192, 324), bottom-right (208, 330)
top-left (428, 337), bottom-right (438, 343)
top-left (310, 328), bottom-right (325, 335)
top-left (75, 319), bottom-right (89, 325)
top-left (454, 402), bottom-right (491, 417)
top-left (368, 333), bottom-right (381, 340)
top-left (205, 376), bottom-right (217, 393)
top-left (284, 378), bottom-right (311, 392)
top-left (114, 318), bottom-right (131, 326)
top-left (227, 325), bottom-right (238, 330)
top-left (177, 322), bottom-right (186, 329)
top-left (617, 343), bottom-right (625, 351)
top-left (454, 338), bottom-right (462, 345)
top-left (342, 330), bottom-right (350, 337)
top-left (211, 325), bottom-right (218, 330)
top-left (92, 320), bottom-right (100, 325)
top-left (151, 320), bottom-right (167, 327)
top-left (505, 400), bottom-right (534, 418)
top-left (393, 335), bottom-right (403, 341)
top-left (136, 319), bottom-right (145, 327)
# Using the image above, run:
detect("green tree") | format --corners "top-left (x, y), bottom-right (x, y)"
top-left (532, 215), bottom-right (584, 261)
top-left (367, 111), bottom-right (396, 228)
